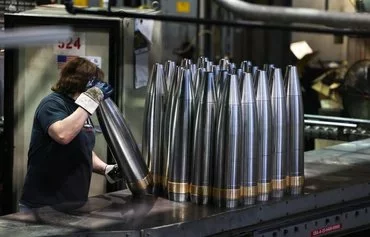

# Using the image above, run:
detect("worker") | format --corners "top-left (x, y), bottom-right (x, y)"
top-left (19, 57), bottom-right (122, 212)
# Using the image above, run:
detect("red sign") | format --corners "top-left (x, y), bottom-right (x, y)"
top-left (311, 224), bottom-right (342, 237)
top-left (57, 37), bottom-right (81, 50)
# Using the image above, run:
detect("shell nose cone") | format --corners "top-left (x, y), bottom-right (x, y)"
top-left (164, 60), bottom-right (176, 91)
top-left (151, 63), bottom-right (166, 95)
top-left (256, 70), bottom-right (270, 101)
top-left (177, 68), bottom-right (194, 100)
top-left (240, 72), bottom-right (255, 104)
top-left (222, 74), bottom-right (241, 105)
top-left (271, 68), bottom-right (285, 98)
top-left (199, 71), bottom-right (217, 104)
top-left (197, 56), bottom-right (208, 68)
top-left (240, 60), bottom-right (252, 73)
top-left (287, 66), bottom-right (302, 96)
top-left (219, 58), bottom-right (229, 70)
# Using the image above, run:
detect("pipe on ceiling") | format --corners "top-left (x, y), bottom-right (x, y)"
top-left (213, 0), bottom-right (370, 29)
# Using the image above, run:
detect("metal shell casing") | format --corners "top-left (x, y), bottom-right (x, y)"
top-left (240, 60), bottom-right (252, 73)
top-left (271, 68), bottom-right (287, 199)
top-left (216, 70), bottom-right (229, 101)
top-left (162, 67), bottom-right (182, 193)
top-left (97, 98), bottom-right (153, 196)
top-left (256, 70), bottom-right (273, 202)
top-left (240, 72), bottom-right (258, 205)
top-left (218, 58), bottom-right (229, 70)
top-left (194, 67), bottom-right (206, 99)
top-left (284, 65), bottom-right (292, 190)
top-left (190, 71), bottom-right (217, 205)
top-left (196, 56), bottom-right (208, 69)
top-left (167, 69), bottom-right (195, 202)
top-left (142, 63), bottom-right (167, 195)
top-left (164, 60), bottom-right (176, 91)
top-left (213, 74), bottom-right (242, 208)
top-left (287, 66), bottom-right (305, 196)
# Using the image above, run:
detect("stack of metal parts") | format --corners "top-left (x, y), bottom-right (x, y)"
top-left (304, 114), bottom-right (370, 141)
top-left (142, 57), bottom-right (304, 208)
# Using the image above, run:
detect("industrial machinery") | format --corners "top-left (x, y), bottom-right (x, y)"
top-left (3, 0), bottom-right (370, 236)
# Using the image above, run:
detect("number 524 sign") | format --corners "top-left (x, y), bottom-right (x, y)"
top-left (54, 32), bottom-right (86, 56)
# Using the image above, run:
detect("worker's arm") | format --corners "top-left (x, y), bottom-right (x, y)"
top-left (48, 108), bottom-right (89, 145)
top-left (92, 151), bottom-right (123, 183)
top-left (48, 80), bottom-right (113, 145)
top-left (92, 151), bottom-right (107, 175)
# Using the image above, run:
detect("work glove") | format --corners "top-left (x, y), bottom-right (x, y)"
top-left (75, 80), bottom-right (113, 115)
top-left (105, 164), bottom-right (123, 184)
top-left (86, 79), bottom-right (113, 99)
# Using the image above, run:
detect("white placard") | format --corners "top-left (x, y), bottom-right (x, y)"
top-left (135, 19), bottom-right (154, 43)
top-left (135, 52), bottom-right (149, 89)
top-left (84, 56), bottom-right (102, 69)
top-left (54, 32), bottom-right (86, 56)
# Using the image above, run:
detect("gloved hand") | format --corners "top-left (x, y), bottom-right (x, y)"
top-left (105, 164), bottom-right (123, 184)
top-left (86, 79), bottom-right (113, 99)
top-left (75, 80), bottom-right (113, 114)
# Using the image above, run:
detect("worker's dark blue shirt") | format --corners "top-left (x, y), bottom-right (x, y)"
top-left (20, 92), bottom-right (95, 208)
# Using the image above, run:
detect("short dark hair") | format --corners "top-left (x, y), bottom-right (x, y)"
top-left (51, 57), bottom-right (104, 95)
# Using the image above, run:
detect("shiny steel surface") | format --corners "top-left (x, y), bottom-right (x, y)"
top-left (205, 61), bottom-right (213, 71)
top-left (190, 71), bottom-right (217, 205)
top-left (271, 68), bottom-right (287, 199)
top-left (284, 65), bottom-right (291, 91)
top-left (212, 65), bottom-right (220, 82)
top-left (240, 60), bottom-right (252, 73)
top-left (236, 68), bottom-right (243, 82)
top-left (142, 64), bottom-right (167, 195)
top-left (287, 66), bottom-right (304, 196)
top-left (252, 66), bottom-right (259, 95)
top-left (216, 70), bottom-right (229, 101)
top-left (97, 98), bottom-right (152, 195)
top-left (214, 74), bottom-right (241, 208)
top-left (190, 64), bottom-right (197, 83)
top-left (168, 69), bottom-right (195, 202)
top-left (196, 56), bottom-right (208, 68)
top-left (263, 64), bottom-right (275, 93)
top-left (193, 67), bottom-right (206, 98)
top-left (164, 60), bottom-right (176, 91)
top-left (284, 65), bottom-right (291, 187)
top-left (240, 72), bottom-right (258, 205)
top-left (219, 58), bottom-right (229, 70)
top-left (256, 70), bottom-right (273, 202)
top-left (180, 58), bottom-right (190, 68)
top-left (3, 140), bottom-right (370, 236)
top-left (162, 67), bottom-right (183, 191)
top-left (227, 63), bottom-right (237, 73)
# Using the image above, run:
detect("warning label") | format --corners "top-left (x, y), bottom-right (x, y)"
top-left (311, 224), bottom-right (342, 236)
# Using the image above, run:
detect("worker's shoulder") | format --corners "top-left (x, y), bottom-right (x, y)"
top-left (37, 92), bottom-right (70, 110)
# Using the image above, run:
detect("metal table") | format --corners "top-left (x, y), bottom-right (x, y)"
top-left (2, 139), bottom-right (370, 237)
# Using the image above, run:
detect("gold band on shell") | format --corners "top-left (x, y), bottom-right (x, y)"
top-left (272, 179), bottom-right (286, 190)
top-left (129, 173), bottom-right (153, 190)
top-left (190, 185), bottom-right (211, 196)
top-left (241, 186), bottom-right (257, 197)
top-left (212, 187), bottom-right (240, 200)
top-left (290, 176), bottom-right (304, 187)
top-left (257, 182), bottom-right (271, 194)
top-left (167, 181), bottom-right (189, 194)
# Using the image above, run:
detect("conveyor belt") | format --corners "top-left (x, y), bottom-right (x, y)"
top-left (2, 139), bottom-right (370, 237)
